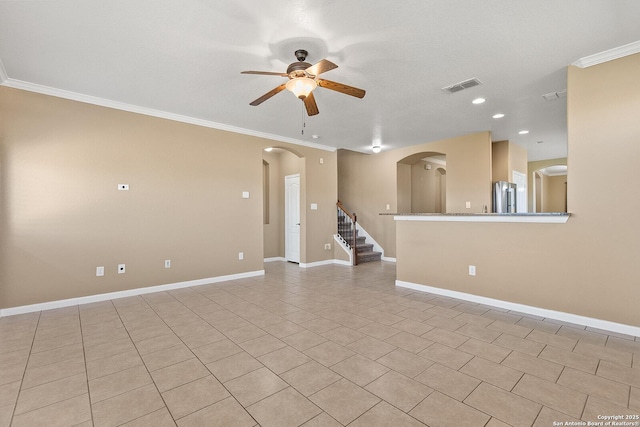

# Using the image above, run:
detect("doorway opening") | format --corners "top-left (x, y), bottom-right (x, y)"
top-left (532, 165), bottom-right (567, 212)
top-left (397, 152), bottom-right (447, 213)
top-left (262, 147), bottom-right (304, 262)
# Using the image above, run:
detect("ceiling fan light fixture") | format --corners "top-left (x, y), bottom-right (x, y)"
top-left (286, 77), bottom-right (317, 99)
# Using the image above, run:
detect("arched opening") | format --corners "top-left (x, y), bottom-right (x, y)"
top-left (262, 146), bottom-right (305, 261)
top-left (532, 165), bottom-right (567, 212)
top-left (397, 152), bottom-right (447, 213)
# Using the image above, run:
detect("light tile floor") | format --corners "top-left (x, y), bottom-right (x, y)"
top-left (1, 261), bottom-right (639, 426)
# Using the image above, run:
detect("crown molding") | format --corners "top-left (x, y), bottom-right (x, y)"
top-left (0, 78), bottom-right (337, 152)
top-left (572, 40), bottom-right (640, 68)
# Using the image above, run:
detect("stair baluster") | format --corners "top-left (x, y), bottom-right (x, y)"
top-left (336, 201), bottom-right (358, 265)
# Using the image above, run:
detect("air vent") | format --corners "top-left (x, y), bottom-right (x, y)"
top-left (542, 89), bottom-right (567, 101)
top-left (442, 78), bottom-right (482, 94)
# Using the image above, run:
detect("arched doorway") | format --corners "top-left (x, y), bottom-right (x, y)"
top-left (262, 147), bottom-right (304, 260)
top-left (397, 152), bottom-right (447, 213)
top-left (532, 165), bottom-right (567, 212)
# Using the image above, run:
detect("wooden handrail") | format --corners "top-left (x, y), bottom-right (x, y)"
top-left (337, 200), bottom-right (356, 222)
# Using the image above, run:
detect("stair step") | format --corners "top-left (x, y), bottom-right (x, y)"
top-left (357, 251), bottom-right (382, 263)
top-left (356, 243), bottom-right (374, 253)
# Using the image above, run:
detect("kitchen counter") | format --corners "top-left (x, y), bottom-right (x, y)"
top-left (381, 212), bottom-right (570, 223)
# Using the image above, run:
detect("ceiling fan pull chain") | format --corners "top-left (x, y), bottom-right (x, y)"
top-left (301, 102), bottom-right (305, 135)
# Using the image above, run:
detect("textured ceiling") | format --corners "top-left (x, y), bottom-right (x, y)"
top-left (1, 1), bottom-right (639, 160)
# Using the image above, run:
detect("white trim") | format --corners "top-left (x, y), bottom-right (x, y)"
top-left (572, 40), bottom-right (640, 68)
top-left (333, 234), bottom-right (353, 265)
top-left (393, 214), bottom-right (569, 224)
top-left (355, 223), bottom-right (386, 257)
top-left (396, 280), bottom-right (640, 337)
top-left (264, 257), bottom-right (286, 263)
top-left (0, 78), bottom-right (336, 152)
top-left (332, 259), bottom-right (352, 267)
top-left (381, 256), bottom-right (397, 263)
top-left (299, 259), bottom-right (335, 268)
top-left (0, 270), bottom-right (265, 317)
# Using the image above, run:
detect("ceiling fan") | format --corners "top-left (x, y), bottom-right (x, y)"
top-left (241, 49), bottom-right (366, 116)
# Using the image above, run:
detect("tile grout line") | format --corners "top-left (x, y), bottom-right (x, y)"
top-left (110, 296), bottom-right (180, 425)
top-left (138, 286), bottom-right (264, 425)
top-left (78, 304), bottom-right (96, 426)
top-left (8, 311), bottom-right (41, 426)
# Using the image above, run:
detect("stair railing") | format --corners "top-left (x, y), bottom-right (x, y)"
top-left (336, 200), bottom-right (358, 265)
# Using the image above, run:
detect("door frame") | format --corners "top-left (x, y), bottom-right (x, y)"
top-left (284, 174), bottom-right (301, 263)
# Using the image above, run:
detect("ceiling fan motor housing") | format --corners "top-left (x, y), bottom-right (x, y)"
top-left (287, 61), bottom-right (313, 78)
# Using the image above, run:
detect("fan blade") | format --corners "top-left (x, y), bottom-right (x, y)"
top-left (304, 92), bottom-right (319, 116)
top-left (241, 71), bottom-right (288, 76)
top-left (305, 59), bottom-right (338, 77)
top-left (249, 84), bottom-right (287, 106)
top-left (317, 79), bottom-right (366, 98)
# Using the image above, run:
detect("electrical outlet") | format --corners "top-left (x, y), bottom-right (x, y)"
top-left (469, 265), bottom-right (476, 276)
top-left (238, 252), bottom-right (244, 260)
top-left (164, 260), bottom-right (171, 268)
top-left (324, 243), bottom-right (331, 250)
top-left (118, 264), bottom-right (126, 274)
top-left (96, 266), bottom-right (104, 277)
top-left (466, 201), bottom-right (471, 209)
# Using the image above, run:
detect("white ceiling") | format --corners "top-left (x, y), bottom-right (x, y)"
top-left (1, 1), bottom-right (639, 161)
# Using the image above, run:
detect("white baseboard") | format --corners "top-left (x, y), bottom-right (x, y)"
top-left (396, 280), bottom-right (640, 338)
top-left (300, 259), bottom-right (335, 268)
top-left (264, 258), bottom-right (351, 268)
top-left (381, 257), bottom-right (397, 263)
top-left (0, 270), bottom-right (265, 317)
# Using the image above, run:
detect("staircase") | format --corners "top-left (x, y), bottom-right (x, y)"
top-left (337, 201), bottom-right (382, 265)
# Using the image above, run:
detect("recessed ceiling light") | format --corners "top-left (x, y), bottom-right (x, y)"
top-left (492, 113), bottom-right (505, 119)
top-left (311, 134), bottom-right (319, 139)
top-left (264, 147), bottom-right (273, 152)
top-left (472, 98), bottom-right (486, 105)
top-left (518, 130), bottom-right (529, 135)
top-left (372, 145), bottom-right (382, 153)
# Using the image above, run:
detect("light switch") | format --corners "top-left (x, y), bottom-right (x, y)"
top-left (310, 203), bottom-right (318, 210)
top-left (242, 191), bottom-right (250, 199)
top-left (319, 158), bottom-right (324, 164)
top-left (465, 201), bottom-right (471, 209)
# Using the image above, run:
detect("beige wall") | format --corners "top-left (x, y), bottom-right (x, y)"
top-left (509, 142), bottom-right (528, 179)
top-left (491, 140), bottom-right (509, 182)
top-left (338, 131), bottom-right (492, 258)
top-left (397, 53), bottom-right (640, 326)
top-left (0, 87), bottom-right (337, 309)
top-left (492, 140), bottom-right (527, 183)
top-left (410, 161), bottom-right (446, 213)
top-left (543, 174), bottom-right (567, 213)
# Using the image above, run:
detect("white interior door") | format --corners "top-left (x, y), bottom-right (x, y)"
top-left (513, 171), bottom-right (528, 213)
top-left (285, 174), bottom-right (300, 263)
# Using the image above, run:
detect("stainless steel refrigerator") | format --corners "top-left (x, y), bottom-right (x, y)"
top-left (493, 181), bottom-right (517, 213)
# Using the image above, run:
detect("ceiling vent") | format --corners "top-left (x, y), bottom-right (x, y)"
top-left (442, 78), bottom-right (482, 94)
top-left (542, 89), bottom-right (567, 101)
